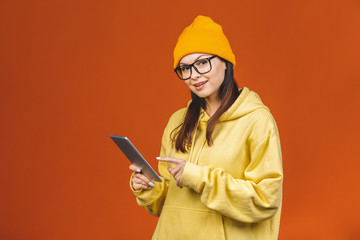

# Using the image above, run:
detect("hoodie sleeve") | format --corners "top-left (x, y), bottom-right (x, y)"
top-left (179, 128), bottom-right (283, 223)
top-left (130, 126), bottom-right (171, 217)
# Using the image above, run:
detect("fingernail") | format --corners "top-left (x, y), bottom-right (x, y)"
top-left (148, 182), bottom-right (155, 187)
top-left (156, 157), bottom-right (161, 160)
top-left (136, 169), bottom-right (141, 173)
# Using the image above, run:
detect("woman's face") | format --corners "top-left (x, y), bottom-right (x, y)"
top-left (179, 53), bottom-right (226, 101)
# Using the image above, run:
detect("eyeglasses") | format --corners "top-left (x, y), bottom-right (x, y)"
top-left (174, 56), bottom-right (217, 80)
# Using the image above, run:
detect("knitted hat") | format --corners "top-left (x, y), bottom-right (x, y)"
top-left (173, 15), bottom-right (235, 69)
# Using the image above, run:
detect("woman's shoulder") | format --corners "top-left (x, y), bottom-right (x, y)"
top-left (168, 106), bottom-right (188, 124)
top-left (161, 105), bottom-right (188, 136)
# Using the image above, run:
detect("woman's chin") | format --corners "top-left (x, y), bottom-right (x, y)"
top-left (193, 92), bottom-right (208, 99)
top-left (193, 89), bottom-right (217, 100)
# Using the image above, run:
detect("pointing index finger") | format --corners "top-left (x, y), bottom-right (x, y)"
top-left (156, 157), bottom-right (181, 164)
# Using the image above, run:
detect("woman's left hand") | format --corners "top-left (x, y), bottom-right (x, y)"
top-left (157, 157), bottom-right (186, 188)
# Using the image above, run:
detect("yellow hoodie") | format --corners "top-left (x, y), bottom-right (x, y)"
top-left (132, 87), bottom-right (283, 240)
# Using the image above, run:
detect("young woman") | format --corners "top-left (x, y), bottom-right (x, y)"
top-left (129, 15), bottom-right (283, 240)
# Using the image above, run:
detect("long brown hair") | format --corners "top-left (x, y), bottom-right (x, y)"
top-left (171, 58), bottom-right (239, 153)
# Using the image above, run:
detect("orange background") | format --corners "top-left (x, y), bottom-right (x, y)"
top-left (1, 0), bottom-right (359, 239)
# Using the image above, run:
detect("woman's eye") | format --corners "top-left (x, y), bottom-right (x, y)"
top-left (196, 59), bottom-right (208, 66)
top-left (181, 66), bottom-right (190, 72)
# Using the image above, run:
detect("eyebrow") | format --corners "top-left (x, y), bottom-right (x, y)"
top-left (179, 55), bottom-right (209, 66)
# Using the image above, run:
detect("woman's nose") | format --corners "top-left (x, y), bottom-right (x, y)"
top-left (191, 66), bottom-right (201, 79)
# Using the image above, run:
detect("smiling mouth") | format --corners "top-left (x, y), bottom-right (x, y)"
top-left (193, 81), bottom-right (208, 87)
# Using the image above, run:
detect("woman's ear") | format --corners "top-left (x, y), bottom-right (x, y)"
top-left (221, 59), bottom-right (227, 70)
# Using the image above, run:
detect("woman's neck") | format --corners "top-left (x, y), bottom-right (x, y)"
top-left (205, 95), bottom-right (221, 117)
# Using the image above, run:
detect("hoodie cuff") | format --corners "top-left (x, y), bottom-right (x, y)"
top-left (130, 172), bottom-right (164, 206)
top-left (180, 161), bottom-right (208, 193)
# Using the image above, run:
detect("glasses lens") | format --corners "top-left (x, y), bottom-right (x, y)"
top-left (177, 65), bottom-right (191, 80)
top-left (175, 57), bottom-right (214, 80)
top-left (194, 59), bottom-right (211, 74)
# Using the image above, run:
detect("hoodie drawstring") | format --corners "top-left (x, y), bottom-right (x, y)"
top-left (187, 112), bottom-right (207, 165)
top-left (193, 140), bottom-right (206, 165)
top-left (187, 120), bottom-right (199, 163)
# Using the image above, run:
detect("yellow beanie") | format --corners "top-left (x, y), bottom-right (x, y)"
top-left (173, 15), bottom-right (236, 69)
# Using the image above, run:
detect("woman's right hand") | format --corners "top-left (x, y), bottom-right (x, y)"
top-left (129, 165), bottom-right (155, 191)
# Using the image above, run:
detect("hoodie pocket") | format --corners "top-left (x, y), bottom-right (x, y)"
top-left (153, 206), bottom-right (225, 240)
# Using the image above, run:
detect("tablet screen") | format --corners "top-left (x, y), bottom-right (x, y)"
top-left (110, 135), bottom-right (162, 182)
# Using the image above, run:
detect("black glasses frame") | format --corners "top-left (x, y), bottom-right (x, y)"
top-left (174, 55), bottom-right (217, 80)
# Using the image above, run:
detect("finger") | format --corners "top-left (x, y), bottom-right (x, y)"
top-left (132, 175), bottom-right (148, 186)
top-left (134, 172), bottom-right (150, 183)
top-left (175, 172), bottom-right (184, 187)
top-left (133, 183), bottom-right (149, 191)
top-left (171, 162), bottom-right (184, 174)
top-left (174, 168), bottom-right (184, 181)
top-left (129, 165), bottom-right (141, 173)
top-left (172, 164), bottom-right (184, 187)
top-left (134, 173), bottom-right (155, 187)
top-left (168, 167), bottom-right (179, 177)
top-left (133, 177), bottom-right (154, 189)
top-left (139, 182), bottom-right (152, 190)
top-left (168, 167), bottom-right (182, 187)
top-left (133, 183), bottom-right (152, 191)
top-left (156, 157), bottom-right (182, 164)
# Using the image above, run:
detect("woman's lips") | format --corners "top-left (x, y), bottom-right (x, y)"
top-left (193, 80), bottom-right (208, 90)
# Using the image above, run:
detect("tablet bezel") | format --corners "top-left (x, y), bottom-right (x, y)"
top-left (110, 135), bottom-right (162, 182)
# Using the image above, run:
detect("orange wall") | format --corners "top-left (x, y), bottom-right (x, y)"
top-left (1, 1), bottom-right (359, 239)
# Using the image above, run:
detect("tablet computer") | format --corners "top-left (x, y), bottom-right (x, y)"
top-left (110, 135), bottom-right (162, 182)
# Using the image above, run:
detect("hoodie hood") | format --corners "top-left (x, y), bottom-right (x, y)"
top-left (187, 87), bottom-right (269, 165)
top-left (197, 87), bottom-right (269, 122)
